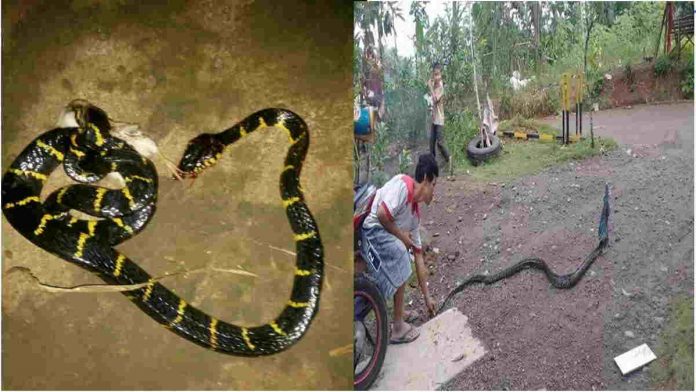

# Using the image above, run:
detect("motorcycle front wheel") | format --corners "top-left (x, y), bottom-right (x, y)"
top-left (354, 273), bottom-right (388, 390)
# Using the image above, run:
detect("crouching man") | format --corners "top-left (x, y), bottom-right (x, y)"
top-left (362, 153), bottom-right (438, 344)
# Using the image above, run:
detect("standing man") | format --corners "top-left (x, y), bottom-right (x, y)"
top-left (361, 154), bottom-right (438, 344)
top-left (428, 62), bottom-right (450, 165)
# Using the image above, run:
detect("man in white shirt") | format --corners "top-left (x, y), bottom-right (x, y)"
top-left (361, 154), bottom-right (438, 344)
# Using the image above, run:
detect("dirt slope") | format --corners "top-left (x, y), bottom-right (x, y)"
top-left (404, 102), bottom-right (693, 390)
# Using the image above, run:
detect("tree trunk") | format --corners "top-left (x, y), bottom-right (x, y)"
top-left (530, 1), bottom-right (541, 70)
top-left (492, 4), bottom-right (498, 79)
top-left (378, 31), bottom-right (384, 65)
top-left (469, 5), bottom-right (482, 120)
top-left (655, 3), bottom-right (667, 58)
top-left (583, 14), bottom-right (595, 77)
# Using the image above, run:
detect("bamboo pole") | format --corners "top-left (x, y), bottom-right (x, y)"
top-left (469, 4), bottom-right (482, 121)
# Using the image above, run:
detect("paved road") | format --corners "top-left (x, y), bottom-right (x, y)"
top-left (541, 102), bottom-right (694, 149)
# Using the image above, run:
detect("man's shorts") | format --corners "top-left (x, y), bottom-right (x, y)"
top-left (361, 225), bottom-right (412, 300)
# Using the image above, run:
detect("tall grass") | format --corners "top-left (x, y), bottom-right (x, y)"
top-left (499, 87), bottom-right (559, 119)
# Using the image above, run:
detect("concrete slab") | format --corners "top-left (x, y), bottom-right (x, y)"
top-left (372, 308), bottom-right (487, 390)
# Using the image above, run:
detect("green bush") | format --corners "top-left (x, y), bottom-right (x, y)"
top-left (397, 148), bottom-right (412, 174)
top-left (499, 94), bottom-right (512, 119)
top-left (654, 54), bottom-right (672, 77)
top-left (589, 77), bottom-right (605, 100)
top-left (679, 43), bottom-right (694, 98)
top-left (681, 68), bottom-right (694, 98)
top-left (369, 121), bottom-right (389, 172)
top-left (444, 110), bottom-right (478, 165)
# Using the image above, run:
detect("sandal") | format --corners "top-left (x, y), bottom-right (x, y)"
top-left (389, 323), bottom-right (420, 345)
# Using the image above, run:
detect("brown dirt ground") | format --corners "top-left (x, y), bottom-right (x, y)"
top-left (401, 102), bottom-right (693, 390)
top-left (2, 1), bottom-right (353, 390)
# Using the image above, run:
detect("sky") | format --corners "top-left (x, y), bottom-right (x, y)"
top-left (378, 1), bottom-right (449, 58)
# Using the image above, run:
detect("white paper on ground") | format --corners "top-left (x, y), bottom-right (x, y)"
top-left (613, 343), bottom-right (657, 375)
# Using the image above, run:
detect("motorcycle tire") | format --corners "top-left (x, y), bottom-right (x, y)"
top-left (354, 273), bottom-right (388, 391)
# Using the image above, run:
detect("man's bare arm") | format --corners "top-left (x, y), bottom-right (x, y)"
top-left (414, 251), bottom-right (436, 316)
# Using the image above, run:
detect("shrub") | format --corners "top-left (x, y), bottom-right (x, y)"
top-left (589, 77), bottom-right (605, 100)
top-left (654, 54), bottom-right (672, 77)
top-left (681, 68), bottom-right (694, 98)
top-left (444, 110), bottom-right (478, 165)
top-left (679, 44), bottom-right (694, 98)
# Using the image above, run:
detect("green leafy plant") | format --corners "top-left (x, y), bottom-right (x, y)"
top-left (444, 110), bottom-right (478, 167)
top-left (679, 46), bottom-right (694, 98)
top-left (499, 94), bottom-right (512, 119)
top-left (397, 148), bottom-right (412, 174)
top-left (654, 54), bottom-right (672, 77)
top-left (681, 68), bottom-right (694, 98)
top-left (370, 121), bottom-right (390, 171)
top-left (589, 77), bottom-right (605, 99)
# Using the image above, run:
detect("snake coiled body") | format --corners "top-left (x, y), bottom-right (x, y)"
top-left (2, 102), bottom-right (323, 356)
top-left (437, 184), bottom-right (610, 314)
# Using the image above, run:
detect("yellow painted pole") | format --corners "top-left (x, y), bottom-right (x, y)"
top-left (561, 73), bottom-right (570, 144)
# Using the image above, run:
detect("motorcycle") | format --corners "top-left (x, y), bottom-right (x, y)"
top-left (353, 183), bottom-right (388, 390)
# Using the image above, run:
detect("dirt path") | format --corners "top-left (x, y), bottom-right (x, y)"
top-left (402, 102), bottom-right (693, 390)
top-left (540, 102), bottom-right (693, 156)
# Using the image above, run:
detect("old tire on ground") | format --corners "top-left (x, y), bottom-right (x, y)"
top-left (467, 134), bottom-right (502, 166)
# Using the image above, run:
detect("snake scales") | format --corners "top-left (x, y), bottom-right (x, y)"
top-left (437, 183), bottom-right (610, 315)
top-left (2, 100), bottom-right (323, 356)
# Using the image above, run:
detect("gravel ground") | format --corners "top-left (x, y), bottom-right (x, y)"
top-left (402, 103), bottom-right (693, 390)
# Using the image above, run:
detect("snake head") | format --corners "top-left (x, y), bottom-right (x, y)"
top-left (176, 134), bottom-right (225, 179)
top-left (64, 99), bottom-right (112, 149)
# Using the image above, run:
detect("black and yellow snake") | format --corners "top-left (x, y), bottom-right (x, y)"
top-left (2, 100), bottom-right (323, 356)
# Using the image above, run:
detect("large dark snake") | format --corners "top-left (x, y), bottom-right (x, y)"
top-left (437, 183), bottom-right (610, 315)
top-left (2, 100), bottom-right (323, 356)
